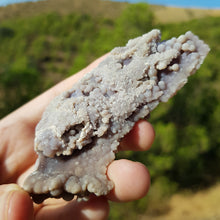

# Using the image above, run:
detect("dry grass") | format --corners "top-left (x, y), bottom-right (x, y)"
top-left (150, 5), bottom-right (220, 23)
top-left (141, 184), bottom-right (220, 220)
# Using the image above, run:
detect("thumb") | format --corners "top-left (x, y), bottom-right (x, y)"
top-left (0, 184), bottom-right (34, 220)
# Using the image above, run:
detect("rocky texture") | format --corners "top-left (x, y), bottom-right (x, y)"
top-left (23, 29), bottom-right (210, 203)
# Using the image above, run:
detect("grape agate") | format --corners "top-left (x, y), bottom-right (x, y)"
top-left (23, 30), bottom-right (210, 203)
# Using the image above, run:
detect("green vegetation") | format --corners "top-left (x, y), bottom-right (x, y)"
top-left (0, 1), bottom-right (219, 219)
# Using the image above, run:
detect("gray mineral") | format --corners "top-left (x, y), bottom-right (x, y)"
top-left (23, 29), bottom-right (210, 203)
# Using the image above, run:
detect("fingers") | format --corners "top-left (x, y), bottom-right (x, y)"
top-left (107, 159), bottom-right (150, 202)
top-left (0, 184), bottom-right (34, 220)
top-left (109, 120), bottom-right (153, 202)
top-left (0, 184), bottom-right (109, 220)
top-left (35, 196), bottom-right (109, 220)
top-left (119, 119), bottom-right (155, 151)
top-left (107, 120), bottom-right (153, 202)
top-left (34, 159), bottom-right (150, 219)
top-left (33, 159), bottom-right (150, 219)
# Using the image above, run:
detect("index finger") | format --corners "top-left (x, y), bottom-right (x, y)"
top-left (119, 119), bottom-right (155, 152)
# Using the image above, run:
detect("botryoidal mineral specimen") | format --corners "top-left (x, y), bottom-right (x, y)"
top-left (23, 29), bottom-right (210, 203)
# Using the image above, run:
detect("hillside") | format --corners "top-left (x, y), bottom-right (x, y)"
top-left (0, 0), bottom-right (127, 20)
top-left (0, 0), bottom-right (219, 23)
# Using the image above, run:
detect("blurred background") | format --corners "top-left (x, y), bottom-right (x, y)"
top-left (0, 0), bottom-right (219, 219)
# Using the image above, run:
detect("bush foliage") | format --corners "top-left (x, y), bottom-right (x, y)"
top-left (0, 2), bottom-right (219, 219)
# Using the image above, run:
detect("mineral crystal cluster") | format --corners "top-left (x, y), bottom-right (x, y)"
top-left (23, 29), bottom-right (210, 203)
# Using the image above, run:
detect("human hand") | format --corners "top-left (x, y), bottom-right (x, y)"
top-left (0, 55), bottom-right (155, 220)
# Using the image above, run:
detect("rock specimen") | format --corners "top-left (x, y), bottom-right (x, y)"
top-left (23, 29), bottom-right (210, 203)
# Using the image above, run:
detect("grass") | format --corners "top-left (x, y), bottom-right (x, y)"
top-left (150, 5), bottom-right (220, 23)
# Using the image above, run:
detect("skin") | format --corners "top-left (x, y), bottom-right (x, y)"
top-left (0, 55), bottom-right (155, 220)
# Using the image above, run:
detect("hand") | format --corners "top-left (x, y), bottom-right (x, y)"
top-left (0, 55), bottom-right (155, 220)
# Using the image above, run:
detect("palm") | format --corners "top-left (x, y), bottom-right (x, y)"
top-left (0, 55), bottom-right (154, 220)
top-left (0, 113), bottom-right (36, 184)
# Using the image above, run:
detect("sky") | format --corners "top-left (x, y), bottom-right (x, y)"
top-left (0, 0), bottom-right (40, 7)
top-left (113, 0), bottom-right (220, 9)
top-left (0, 0), bottom-right (220, 9)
